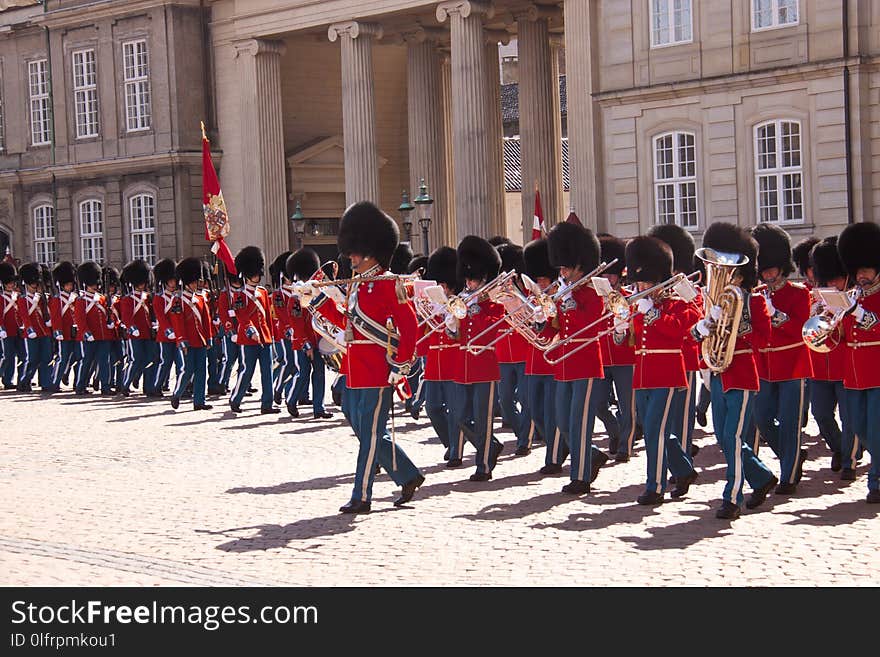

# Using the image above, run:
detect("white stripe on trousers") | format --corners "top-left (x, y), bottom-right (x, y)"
top-left (624, 386), bottom-right (636, 455)
top-left (731, 391), bottom-right (750, 502)
top-left (361, 393), bottom-right (383, 500)
top-left (229, 345), bottom-right (247, 402)
top-left (791, 379), bottom-right (805, 484)
top-left (273, 342), bottom-right (289, 394)
top-left (153, 343), bottom-right (167, 391)
top-left (576, 379), bottom-right (595, 481)
top-left (681, 371), bottom-right (694, 450)
top-left (481, 383), bottom-right (496, 469)
top-left (653, 389), bottom-right (675, 489)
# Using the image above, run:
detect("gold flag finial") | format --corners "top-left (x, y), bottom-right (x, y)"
top-left (200, 121), bottom-right (207, 141)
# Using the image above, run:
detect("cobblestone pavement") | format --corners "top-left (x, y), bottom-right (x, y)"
top-left (1, 386), bottom-right (878, 586)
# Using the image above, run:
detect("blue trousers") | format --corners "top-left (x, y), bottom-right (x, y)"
top-left (219, 334), bottom-right (241, 388)
top-left (123, 339), bottom-right (158, 394)
top-left (173, 346), bottom-right (207, 407)
top-left (424, 379), bottom-right (457, 449)
top-left (526, 374), bottom-right (561, 467)
top-left (711, 376), bottom-right (776, 505)
top-left (1, 335), bottom-right (24, 385)
top-left (754, 379), bottom-right (807, 485)
top-left (845, 388), bottom-right (880, 492)
top-left (499, 361), bottom-right (532, 449)
top-left (207, 337), bottom-right (222, 389)
top-left (285, 348), bottom-right (326, 414)
top-left (107, 340), bottom-right (124, 389)
top-left (451, 381), bottom-right (503, 473)
top-left (555, 378), bottom-right (604, 483)
top-left (22, 336), bottom-right (53, 389)
top-left (273, 340), bottom-right (299, 399)
top-left (153, 342), bottom-right (181, 393)
top-left (595, 365), bottom-right (636, 456)
top-left (669, 370), bottom-right (699, 456)
top-left (810, 379), bottom-right (854, 460)
top-left (51, 340), bottom-right (78, 389)
top-left (347, 386), bottom-right (421, 502)
top-left (635, 387), bottom-right (694, 494)
top-left (406, 356), bottom-right (426, 413)
top-left (230, 344), bottom-right (274, 408)
top-left (76, 340), bottom-right (110, 393)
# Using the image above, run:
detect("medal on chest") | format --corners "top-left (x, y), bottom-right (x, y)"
top-left (468, 304), bottom-right (481, 317)
top-left (561, 298), bottom-right (577, 313)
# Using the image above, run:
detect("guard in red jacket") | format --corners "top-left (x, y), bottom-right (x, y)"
top-left (691, 223), bottom-right (778, 519)
top-left (74, 262), bottom-right (116, 395)
top-left (751, 224), bottom-right (812, 495)
top-left (168, 257), bottom-right (212, 411)
top-left (151, 258), bottom-right (182, 397)
top-left (617, 237), bottom-right (696, 505)
top-left (217, 272), bottom-right (242, 393)
top-left (837, 222), bottom-right (880, 504)
top-left (119, 260), bottom-right (158, 397)
top-left (49, 261), bottom-right (79, 392)
top-left (16, 262), bottom-right (52, 392)
top-left (268, 251), bottom-right (298, 407)
top-left (307, 202), bottom-right (424, 513)
top-left (0, 262), bottom-right (23, 389)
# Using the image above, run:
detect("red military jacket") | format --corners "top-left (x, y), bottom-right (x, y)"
top-left (314, 268), bottom-right (417, 388)
top-left (202, 290), bottom-right (218, 340)
top-left (632, 296), bottom-right (689, 390)
top-left (217, 288), bottom-right (239, 337)
top-left (106, 294), bottom-right (123, 341)
top-left (272, 287), bottom-right (291, 339)
top-left (550, 283), bottom-right (604, 382)
top-left (422, 321), bottom-right (461, 382)
top-left (153, 290), bottom-right (178, 343)
top-left (599, 286), bottom-right (635, 368)
top-left (841, 280), bottom-right (880, 390)
top-left (756, 280), bottom-right (812, 381)
top-left (233, 284), bottom-right (273, 346)
top-left (74, 291), bottom-right (118, 341)
top-left (1, 290), bottom-right (20, 335)
top-left (453, 296), bottom-right (504, 385)
top-left (681, 287), bottom-right (704, 372)
top-left (170, 289), bottom-right (211, 348)
top-left (119, 291), bottom-right (152, 340)
top-left (17, 292), bottom-right (52, 338)
top-left (495, 329), bottom-right (528, 364)
top-left (525, 323), bottom-right (557, 376)
top-left (49, 291), bottom-right (78, 341)
top-left (286, 294), bottom-right (315, 350)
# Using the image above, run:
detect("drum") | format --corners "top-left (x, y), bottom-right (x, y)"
top-left (318, 336), bottom-right (343, 372)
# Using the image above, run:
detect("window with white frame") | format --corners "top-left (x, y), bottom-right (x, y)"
top-left (33, 205), bottom-right (56, 266)
top-left (650, 0), bottom-right (693, 47)
top-left (129, 193), bottom-right (156, 264)
top-left (123, 40), bottom-right (151, 131)
top-left (79, 199), bottom-right (105, 263)
top-left (72, 49), bottom-right (99, 138)
top-left (752, 0), bottom-right (798, 31)
top-left (755, 120), bottom-right (803, 224)
top-left (653, 131), bottom-right (698, 228)
top-left (28, 59), bottom-right (52, 146)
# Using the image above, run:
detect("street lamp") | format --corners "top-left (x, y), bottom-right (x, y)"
top-left (290, 198), bottom-right (305, 249)
top-left (414, 178), bottom-right (434, 254)
top-left (398, 190), bottom-right (415, 244)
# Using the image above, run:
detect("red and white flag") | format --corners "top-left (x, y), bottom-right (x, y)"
top-left (532, 187), bottom-right (547, 240)
top-left (201, 121), bottom-right (237, 275)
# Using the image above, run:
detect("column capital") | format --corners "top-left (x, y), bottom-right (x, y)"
top-left (484, 29), bottom-right (511, 45)
top-left (327, 21), bottom-right (384, 43)
top-left (401, 25), bottom-right (448, 45)
top-left (436, 1), bottom-right (494, 23)
top-left (514, 3), bottom-right (563, 22)
top-left (233, 38), bottom-right (286, 58)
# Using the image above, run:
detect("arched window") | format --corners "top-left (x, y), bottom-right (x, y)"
top-left (754, 119), bottom-right (803, 224)
top-left (652, 131), bottom-right (698, 228)
top-left (129, 193), bottom-right (156, 264)
top-left (79, 199), bottom-right (104, 263)
top-left (33, 204), bottom-right (56, 266)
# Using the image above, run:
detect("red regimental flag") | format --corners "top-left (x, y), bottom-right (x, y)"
top-left (565, 209), bottom-right (583, 226)
top-left (532, 187), bottom-right (546, 241)
top-left (202, 122), bottom-right (237, 275)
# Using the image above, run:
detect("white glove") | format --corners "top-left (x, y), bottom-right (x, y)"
top-left (533, 308), bottom-right (546, 325)
top-left (85, 333), bottom-right (95, 342)
top-left (388, 370), bottom-right (405, 386)
top-left (230, 333), bottom-right (238, 344)
top-left (0, 328), bottom-right (6, 340)
top-left (323, 285), bottom-right (344, 306)
top-left (709, 305), bottom-right (722, 321)
top-left (695, 318), bottom-right (712, 338)
top-left (765, 296), bottom-right (776, 316)
top-left (227, 309), bottom-right (236, 318)
top-left (636, 297), bottom-right (654, 315)
top-left (130, 327), bottom-right (140, 338)
top-left (334, 328), bottom-right (346, 344)
top-left (45, 319), bottom-right (52, 327)
top-left (852, 304), bottom-right (867, 323)
top-left (55, 333), bottom-right (64, 341)
top-left (26, 328), bottom-right (37, 339)
top-left (613, 317), bottom-right (628, 333)
top-left (444, 312), bottom-right (459, 332)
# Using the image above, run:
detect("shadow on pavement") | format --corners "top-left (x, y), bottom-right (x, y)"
top-left (199, 515), bottom-right (362, 552)
top-left (783, 498), bottom-right (880, 526)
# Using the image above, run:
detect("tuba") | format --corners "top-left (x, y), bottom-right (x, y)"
top-left (695, 247), bottom-right (748, 374)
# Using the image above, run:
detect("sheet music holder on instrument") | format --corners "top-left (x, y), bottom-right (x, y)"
top-left (815, 288), bottom-right (853, 313)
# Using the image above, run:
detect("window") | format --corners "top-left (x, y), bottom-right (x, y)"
top-left (72, 49), bottom-right (99, 138)
top-left (653, 131), bottom-right (698, 228)
top-left (650, 0), bottom-right (692, 47)
top-left (130, 194), bottom-right (156, 264)
top-left (755, 120), bottom-right (803, 224)
top-left (33, 205), bottom-right (56, 266)
top-left (80, 199), bottom-right (105, 263)
top-left (752, 0), bottom-right (798, 31)
top-left (28, 59), bottom-right (52, 146)
top-left (123, 40), bottom-right (151, 131)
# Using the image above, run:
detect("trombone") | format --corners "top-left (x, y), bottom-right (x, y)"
top-left (801, 285), bottom-right (861, 353)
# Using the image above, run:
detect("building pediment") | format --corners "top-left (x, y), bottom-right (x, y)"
top-left (286, 135), bottom-right (387, 170)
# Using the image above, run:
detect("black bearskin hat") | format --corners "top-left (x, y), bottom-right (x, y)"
top-left (234, 246), bottom-right (265, 279)
top-left (285, 248), bottom-right (320, 282)
top-left (497, 243), bottom-right (524, 274)
top-left (792, 237), bottom-right (820, 278)
top-left (625, 236), bottom-right (673, 283)
top-left (702, 222), bottom-right (759, 291)
top-left (337, 201), bottom-right (399, 269)
top-left (153, 258), bottom-right (176, 287)
top-left (547, 222), bottom-right (600, 273)
top-left (648, 224), bottom-right (695, 274)
top-left (19, 262), bottom-right (41, 286)
top-left (523, 238), bottom-right (558, 281)
top-left (837, 221), bottom-right (880, 279)
top-left (77, 262), bottom-right (102, 288)
top-left (176, 257), bottom-right (203, 286)
top-left (407, 255), bottom-right (428, 276)
top-left (103, 266), bottom-right (120, 289)
top-left (389, 242), bottom-right (414, 275)
top-left (426, 247), bottom-right (459, 292)
top-left (457, 235), bottom-right (501, 283)
top-left (0, 262), bottom-right (16, 285)
top-left (52, 261), bottom-right (76, 287)
top-left (811, 237), bottom-right (847, 286)
top-left (121, 260), bottom-right (151, 288)
top-left (488, 236), bottom-right (512, 248)
top-left (269, 251), bottom-right (293, 285)
top-left (597, 234), bottom-right (626, 277)
top-left (751, 223), bottom-right (794, 276)
top-left (335, 253), bottom-right (352, 280)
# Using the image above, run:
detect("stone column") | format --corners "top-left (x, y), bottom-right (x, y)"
top-left (550, 35), bottom-right (565, 217)
top-left (439, 50), bottom-right (456, 247)
top-left (234, 38), bottom-right (289, 259)
top-left (437, 1), bottom-right (493, 241)
top-left (564, 0), bottom-right (601, 230)
top-left (517, 5), bottom-right (563, 241)
top-left (406, 31), bottom-right (449, 254)
top-left (328, 21), bottom-right (383, 206)
top-left (484, 31), bottom-right (508, 239)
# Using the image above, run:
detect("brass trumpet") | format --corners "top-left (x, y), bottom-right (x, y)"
top-left (312, 272), bottom-right (421, 287)
top-left (801, 286), bottom-right (861, 353)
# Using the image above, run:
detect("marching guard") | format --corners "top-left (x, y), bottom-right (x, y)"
top-left (152, 258), bottom-right (182, 397)
top-left (16, 263), bottom-right (53, 393)
top-left (169, 257), bottom-right (213, 411)
top-left (49, 262), bottom-right (80, 393)
top-left (74, 262), bottom-right (116, 396)
top-left (0, 262), bottom-right (22, 389)
top-left (119, 260), bottom-right (158, 397)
